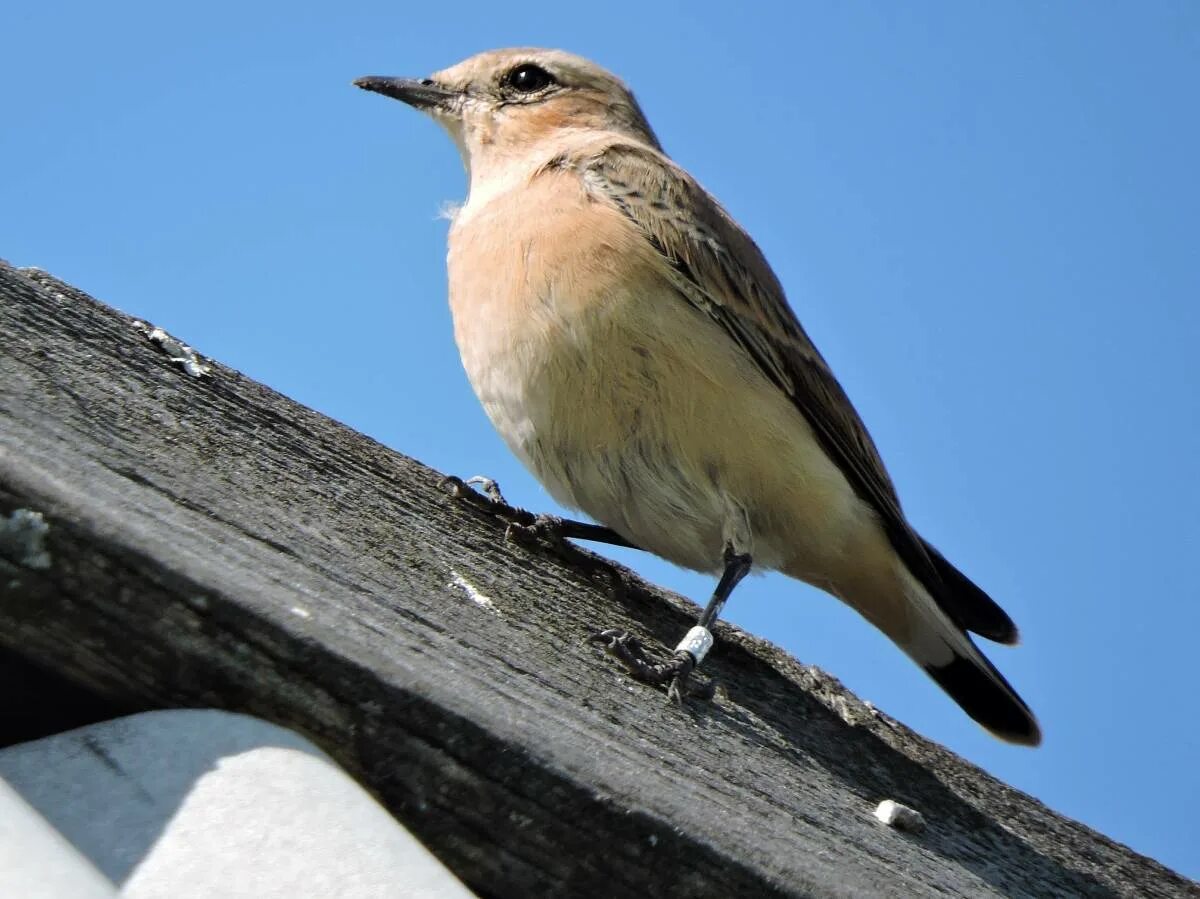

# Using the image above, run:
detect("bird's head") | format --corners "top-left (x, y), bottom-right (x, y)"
top-left (355, 48), bottom-right (660, 180)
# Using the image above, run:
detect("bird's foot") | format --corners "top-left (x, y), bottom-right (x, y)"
top-left (441, 475), bottom-right (617, 550)
top-left (463, 475), bottom-right (505, 504)
top-left (441, 474), bottom-right (516, 511)
top-left (440, 474), bottom-right (543, 536)
top-left (588, 629), bottom-right (715, 702)
top-left (504, 513), bottom-right (577, 548)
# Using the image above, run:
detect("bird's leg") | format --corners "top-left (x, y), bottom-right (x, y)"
top-left (592, 546), bottom-right (753, 702)
top-left (538, 517), bottom-right (641, 548)
top-left (440, 475), bottom-right (640, 549)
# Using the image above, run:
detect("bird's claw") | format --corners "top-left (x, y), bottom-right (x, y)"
top-left (443, 474), bottom-right (582, 554)
top-left (666, 653), bottom-right (699, 704)
top-left (464, 475), bottom-right (506, 503)
top-left (440, 474), bottom-right (508, 507)
top-left (504, 513), bottom-right (570, 546)
top-left (589, 628), bottom-right (714, 701)
top-left (442, 474), bottom-right (529, 524)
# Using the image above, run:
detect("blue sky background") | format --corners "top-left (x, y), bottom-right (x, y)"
top-left (4, 0), bottom-right (1197, 880)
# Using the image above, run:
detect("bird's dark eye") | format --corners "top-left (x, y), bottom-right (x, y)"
top-left (505, 63), bottom-right (556, 93)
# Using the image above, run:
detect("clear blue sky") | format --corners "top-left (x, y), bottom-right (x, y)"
top-left (5, 0), bottom-right (1198, 881)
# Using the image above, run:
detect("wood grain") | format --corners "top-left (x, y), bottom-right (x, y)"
top-left (0, 262), bottom-right (1192, 898)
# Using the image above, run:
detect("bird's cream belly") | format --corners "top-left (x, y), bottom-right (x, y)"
top-left (454, 295), bottom-right (871, 579)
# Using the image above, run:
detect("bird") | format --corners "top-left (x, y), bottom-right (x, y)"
top-left (354, 48), bottom-right (1041, 746)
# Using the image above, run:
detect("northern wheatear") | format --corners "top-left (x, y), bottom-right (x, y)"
top-left (356, 49), bottom-right (1041, 745)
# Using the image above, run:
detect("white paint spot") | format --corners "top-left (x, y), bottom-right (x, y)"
top-left (0, 508), bottom-right (51, 570)
top-left (449, 569), bottom-right (496, 613)
top-left (873, 799), bottom-right (926, 833)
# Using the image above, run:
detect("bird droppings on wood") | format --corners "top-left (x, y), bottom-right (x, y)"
top-left (0, 508), bottom-right (51, 571)
top-left (132, 320), bottom-right (212, 378)
top-left (874, 800), bottom-right (927, 834)
top-left (449, 569), bottom-right (498, 613)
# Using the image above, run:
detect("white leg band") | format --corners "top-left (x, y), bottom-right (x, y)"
top-left (675, 626), bottom-right (714, 664)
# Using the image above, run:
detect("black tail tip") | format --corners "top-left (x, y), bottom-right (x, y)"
top-left (925, 656), bottom-right (1042, 747)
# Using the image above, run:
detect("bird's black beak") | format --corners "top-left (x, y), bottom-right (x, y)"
top-left (353, 76), bottom-right (457, 111)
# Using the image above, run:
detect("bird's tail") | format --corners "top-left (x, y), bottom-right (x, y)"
top-left (897, 569), bottom-right (1041, 746)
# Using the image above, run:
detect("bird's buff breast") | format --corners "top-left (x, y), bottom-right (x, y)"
top-left (445, 176), bottom-right (863, 574)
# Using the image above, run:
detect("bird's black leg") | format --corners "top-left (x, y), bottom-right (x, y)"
top-left (545, 518), bottom-right (640, 549)
top-left (592, 545), bottom-right (753, 702)
top-left (440, 475), bottom-right (640, 549)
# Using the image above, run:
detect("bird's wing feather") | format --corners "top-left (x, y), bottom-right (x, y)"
top-left (577, 141), bottom-right (1004, 637)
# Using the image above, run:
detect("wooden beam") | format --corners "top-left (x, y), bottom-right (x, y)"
top-left (0, 262), bottom-right (1191, 897)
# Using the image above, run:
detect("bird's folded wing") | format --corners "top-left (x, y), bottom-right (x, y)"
top-left (578, 141), bottom-right (948, 612)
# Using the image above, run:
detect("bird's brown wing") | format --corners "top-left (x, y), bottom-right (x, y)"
top-left (578, 141), bottom-right (1016, 643)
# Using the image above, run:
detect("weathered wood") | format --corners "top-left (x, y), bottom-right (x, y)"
top-left (0, 261), bottom-right (1193, 898)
